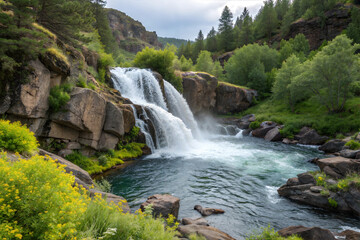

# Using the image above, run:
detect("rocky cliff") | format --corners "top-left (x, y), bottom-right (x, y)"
top-left (106, 8), bottom-right (162, 53)
top-left (181, 72), bottom-right (257, 116)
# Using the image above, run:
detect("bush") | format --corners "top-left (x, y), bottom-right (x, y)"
top-left (345, 140), bottom-right (360, 150)
top-left (0, 120), bottom-right (38, 155)
top-left (247, 226), bottom-right (302, 240)
top-left (94, 178), bottom-right (112, 193)
top-left (133, 47), bottom-right (183, 92)
top-left (76, 74), bottom-right (87, 88)
top-left (249, 121), bottom-right (261, 130)
top-left (48, 83), bottom-right (73, 112)
top-left (65, 151), bottom-right (95, 170)
top-left (328, 198), bottom-right (338, 208)
top-left (0, 153), bottom-right (90, 239)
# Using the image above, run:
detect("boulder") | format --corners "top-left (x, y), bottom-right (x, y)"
top-left (140, 194), bottom-right (180, 219)
top-left (58, 149), bottom-right (73, 158)
top-left (152, 71), bottom-right (166, 99)
top-left (194, 205), bottom-right (225, 216)
top-left (215, 83), bottom-right (257, 115)
top-left (319, 140), bottom-right (346, 153)
top-left (98, 132), bottom-right (119, 151)
top-left (103, 102), bottom-right (125, 138)
top-left (316, 157), bottom-right (360, 178)
top-left (252, 121), bottom-right (277, 138)
top-left (178, 224), bottom-right (235, 240)
top-left (81, 46), bottom-right (99, 70)
top-left (297, 172), bottom-right (316, 185)
top-left (264, 127), bottom-right (283, 142)
top-left (51, 88), bottom-right (107, 149)
top-left (295, 127), bottom-right (329, 145)
top-left (338, 230), bottom-right (360, 240)
top-left (278, 226), bottom-right (336, 240)
top-left (182, 218), bottom-right (209, 226)
top-left (66, 142), bottom-right (81, 150)
top-left (8, 59), bottom-right (51, 118)
top-left (340, 149), bottom-right (360, 159)
top-left (342, 184), bottom-right (360, 216)
top-left (182, 72), bottom-right (218, 115)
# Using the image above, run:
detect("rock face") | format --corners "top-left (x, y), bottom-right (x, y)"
top-left (140, 194), bottom-right (180, 219)
top-left (182, 72), bottom-right (218, 115)
top-left (106, 8), bottom-right (161, 53)
top-left (295, 127), bottom-right (329, 145)
top-left (278, 226), bottom-right (336, 240)
top-left (271, 3), bottom-right (352, 50)
top-left (215, 83), bottom-right (257, 115)
top-left (278, 157), bottom-right (360, 216)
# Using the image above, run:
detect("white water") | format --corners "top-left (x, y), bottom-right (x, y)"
top-left (111, 68), bottom-right (197, 152)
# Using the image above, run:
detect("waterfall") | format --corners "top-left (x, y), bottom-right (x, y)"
top-left (111, 68), bottom-right (195, 151)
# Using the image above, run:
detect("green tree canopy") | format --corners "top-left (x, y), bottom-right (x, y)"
top-left (218, 6), bottom-right (234, 51)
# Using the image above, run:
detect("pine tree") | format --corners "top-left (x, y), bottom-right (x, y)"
top-left (192, 30), bottom-right (204, 61)
top-left (218, 6), bottom-right (234, 51)
top-left (256, 0), bottom-right (278, 40)
top-left (205, 27), bottom-right (217, 52)
top-left (238, 8), bottom-right (254, 47)
top-left (183, 40), bottom-right (192, 60)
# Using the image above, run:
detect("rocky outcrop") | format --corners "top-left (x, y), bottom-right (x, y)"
top-left (252, 121), bottom-right (278, 138)
top-left (182, 218), bottom-right (209, 226)
top-left (217, 52), bottom-right (234, 67)
top-left (106, 8), bottom-right (162, 53)
top-left (181, 72), bottom-right (257, 116)
top-left (182, 72), bottom-right (218, 115)
top-left (140, 194), bottom-right (180, 219)
top-left (278, 157), bottom-right (360, 216)
top-left (278, 226), bottom-right (336, 240)
top-left (215, 83), bottom-right (257, 115)
top-left (271, 3), bottom-right (352, 50)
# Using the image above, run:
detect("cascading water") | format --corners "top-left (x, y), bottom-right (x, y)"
top-left (111, 68), bottom-right (196, 152)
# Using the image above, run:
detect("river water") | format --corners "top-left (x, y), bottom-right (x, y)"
top-left (108, 68), bottom-right (359, 239)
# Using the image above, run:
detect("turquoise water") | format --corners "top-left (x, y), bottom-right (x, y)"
top-left (107, 135), bottom-right (360, 239)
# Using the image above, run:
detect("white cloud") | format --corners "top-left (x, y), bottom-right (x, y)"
top-left (106, 0), bottom-right (264, 40)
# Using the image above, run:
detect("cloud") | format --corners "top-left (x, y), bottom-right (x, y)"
top-left (106, 0), bottom-right (263, 40)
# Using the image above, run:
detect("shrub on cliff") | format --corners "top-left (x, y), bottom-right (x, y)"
top-left (48, 83), bottom-right (73, 112)
top-left (133, 46), bottom-right (183, 92)
top-left (0, 120), bottom-right (38, 155)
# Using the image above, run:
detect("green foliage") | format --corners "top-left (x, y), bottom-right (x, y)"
top-left (195, 51), bottom-right (214, 73)
top-left (77, 74), bottom-right (87, 88)
top-left (49, 83), bottom-right (73, 112)
top-left (158, 37), bottom-right (188, 48)
top-left (165, 214), bottom-right (179, 232)
top-left (328, 198), bottom-right (338, 208)
top-left (295, 35), bottom-right (360, 112)
top-left (345, 140), bottom-right (360, 150)
top-left (218, 6), bottom-right (234, 51)
top-left (225, 43), bottom-right (279, 96)
top-left (279, 34), bottom-right (310, 62)
top-left (192, 30), bottom-right (205, 61)
top-left (351, 81), bottom-right (360, 96)
top-left (239, 96), bottom-right (360, 137)
top-left (94, 178), bottom-right (112, 193)
top-left (247, 226), bottom-right (303, 240)
top-left (0, 152), bottom-right (177, 239)
top-left (46, 47), bottom-right (69, 65)
top-left (173, 55), bottom-right (193, 71)
top-left (0, 120), bottom-right (38, 155)
top-left (347, 7), bottom-right (360, 44)
top-left (250, 121), bottom-right (261, 130)
top-left (66, 151), bottom-right (96, 170)
top-left (133, 47), bottom-right (183, 92)
top-left (255, 0), bottom-right (278, 40)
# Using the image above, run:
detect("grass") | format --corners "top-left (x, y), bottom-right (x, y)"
top-left (46, 47), bottom-right (69, 65)
top-left (218, 81), bottom-right (249, 89)
top-left (312, 171), bottom-right (360, 192)
top-left (65, 142), bottom-right (145, 175)
top-left (32, 23), bottom-right (56, 40)
top-left (230, 97), bottom-right (360, 138)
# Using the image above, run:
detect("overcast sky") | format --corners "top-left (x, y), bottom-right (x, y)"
top-left (106, 0), bottom-right (264, 40)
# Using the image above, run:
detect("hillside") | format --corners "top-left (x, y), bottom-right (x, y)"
top-left (158, 37), bottom-right (189, 48)
top-left (106, 8), bottom-right (162, 53)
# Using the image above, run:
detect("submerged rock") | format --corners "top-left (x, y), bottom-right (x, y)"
top-left (140, 194), bottom-right (180, 219)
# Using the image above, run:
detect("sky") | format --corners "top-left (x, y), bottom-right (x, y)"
top-left (106, 0), bottom-right (264, 40)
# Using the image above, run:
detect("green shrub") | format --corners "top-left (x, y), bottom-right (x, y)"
top-left (249, 121), bottom-right (261, 130)
top-left (247, 226), bottom-right (303, 240)
top-left (66, 151), bottom-right (95, 170)
top-left (345, 140), bottom-right (360, 150)
top-left (0, 120), bottom-right (38, 155)
top-left (351, 81), bottom-right (360, 96)
top-left (94, 178), bottom-right (112, 193)
top-left (328, 198), bottom-right (338, 208)
top-left (336, 133), bottom-right (345, 139)
top-left (49, 83), bottom-right (73, 112)
top-left (88, 83), bottom-right (96, 90)
top-left (76, 74), bottom-right (87, 88)
top-left (46, 47), bottom-right (69, 65)
top-left (98, 155), bottom-right (109, 166)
